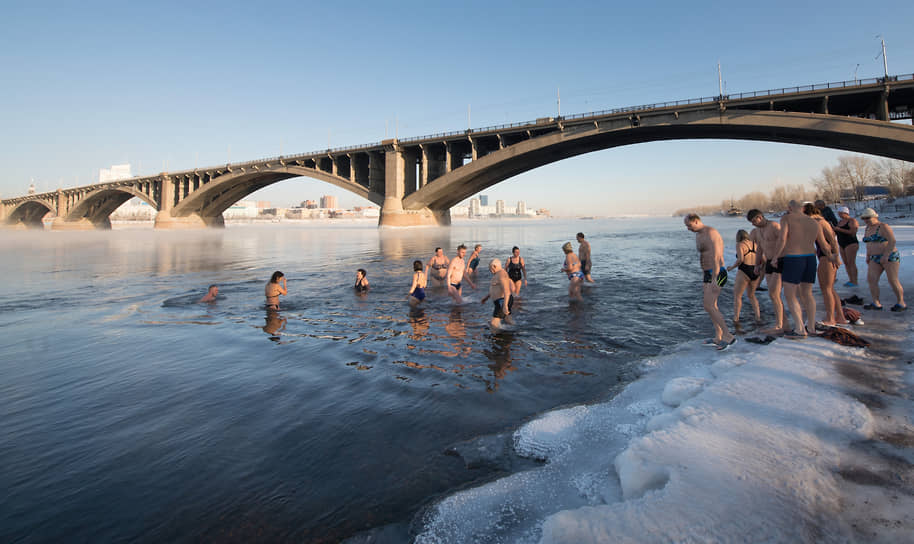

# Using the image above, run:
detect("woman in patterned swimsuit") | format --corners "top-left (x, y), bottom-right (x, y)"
top-left (860, 208), bottom-right (905, 311)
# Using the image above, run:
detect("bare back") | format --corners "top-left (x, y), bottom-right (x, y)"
top-left (751, 221), bottom-right (781, 262)
top-left (779, 212), bottom-right (821, 256)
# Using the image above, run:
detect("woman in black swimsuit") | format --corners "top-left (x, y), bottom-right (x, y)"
top-left (354, 268), bottom-right (369, 294)
top-left (505, 246), bottom-right (526, 295)
top-left (833, 206), bottom-right (859, 287)
top-left (726, 229), bottom-right (761, 325)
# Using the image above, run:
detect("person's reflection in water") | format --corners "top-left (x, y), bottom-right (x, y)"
top-left (408, 308), bottom-right (429, 340)
top-left (483, 332), bottom-right (516, 393)
top-left (444, 307), bottom-right (473, 358)
top-left (263, 310), bottom-right (287, 342)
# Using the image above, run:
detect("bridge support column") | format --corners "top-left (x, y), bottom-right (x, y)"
top-left (51, 217), bottom-right (110, 230)
top-left (378, 147), bottom-right (449, 227)
top-left (153, 174), bottom-right (218, 229)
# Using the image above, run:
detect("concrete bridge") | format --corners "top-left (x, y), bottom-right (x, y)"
top-left (3, 74), bottom-right (914, 229)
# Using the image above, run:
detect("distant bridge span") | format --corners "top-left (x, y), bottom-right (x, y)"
top-left (3, 74), bottom-right (914, 229)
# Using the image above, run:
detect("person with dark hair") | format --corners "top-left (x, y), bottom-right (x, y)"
top-left (265, 271), bottom-right (287, 310)
top-left (505, 246), bottom-right (527, 296)
top-left (747, 209), bottom-right (789, 334)
top-left (815, 199), bottom-right (839, 227)
top-left (425, 247), bottom-right (449, 286)
top-left (354, 269), bottom-right (370, 293)
top-left (466, 244), bottom-right (482, 276)
top-left (833, 206), bottom-right (859, 287)
top-left (446, 244), bottom-right (475, 304)
top-left (199, 284), bottom-right (219, 303)
top-left (684, 213), bottom-right (735, 350)
top-left (408, 260), bottom-right (427, 307)
top-left (726, 230), bottom-right (760, 325)
top-left (577, 232), bottom-right (594, 283)
top-left (803, 203), bottom-right (846, 327)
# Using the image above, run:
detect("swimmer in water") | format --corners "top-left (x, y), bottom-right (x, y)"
top-left (447, 244), bottom-right (475, 304)
top-left (265, 271), bottom-right (287, 310)
top-left (199, 284), bottom-right (219, 303)
top-left (561, 242), bottom-right (583, 301)
top-left (426, 247), bottom-right (450, 286)
top-left (408, 260), bottom-right (428, 307)
top-left (480, 258), bottom-right (515, 329)
top-left (354, 268), bottom-right (369, 293)
top-left (466, 244), bottom-right (482, 277)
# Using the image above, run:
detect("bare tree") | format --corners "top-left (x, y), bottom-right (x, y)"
top-left (836, 155), bottom-right (877, 201)
top-left (878, 159), bottom-right (914, 198)
top-left (812, 165), bottom-right (846, 203)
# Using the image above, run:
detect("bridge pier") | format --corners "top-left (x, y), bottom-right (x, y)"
top-left (154, 212), bottom-right (224, 229)
top-left (378, 207), bottom-right (450, 227)
top-left (378, 143), bottom-right (449, 227)
top-left (51, 217), bottom-right (111, 230)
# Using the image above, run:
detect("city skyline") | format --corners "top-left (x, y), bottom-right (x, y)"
top-left (2, 2), bottom-right (913, 216)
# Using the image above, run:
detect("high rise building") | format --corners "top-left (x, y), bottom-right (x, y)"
top-left (479, 194), bottom-right (489, 206)
top-left (469, 197), bottom-right (481, 217)
top-left (99, 164), bottom-right (132, 183)
top-left (495, 200), bottom-right (505, 215)
top-left (516, 200), bottom-right (527, 215)
top-left (320, 195), bottom-right (338, 209)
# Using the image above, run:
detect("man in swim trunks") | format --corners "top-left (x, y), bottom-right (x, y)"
top-left (561, 242), bottom-right (584, 301)
top-left (773, 200), bottom-right (836, 339)
top-left (480, 258), bottom-right (515, 329)
top-left (426, 247), bottom-right (450, 286)
top-left (577, 232), bottom-right (594, 283)
top-left (684, 213), bottom-right (735, 350)
top-left (446, 244), bottom-right (475, 304)
top-left (747, 209), bottom-right (789, 334)
top-left (199, 284), bottom-right (219, 303)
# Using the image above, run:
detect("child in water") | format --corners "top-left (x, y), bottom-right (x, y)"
top-left (408, 260), bottom-right (428, 307)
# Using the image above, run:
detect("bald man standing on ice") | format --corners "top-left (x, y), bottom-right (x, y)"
top-left (684, 213), bottom-right (736, 351)
top-left (774, 200), bottom-right (836, 339)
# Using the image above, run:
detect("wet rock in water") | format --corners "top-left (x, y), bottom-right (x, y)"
top-left (445, 432), bottom-right (513, 470)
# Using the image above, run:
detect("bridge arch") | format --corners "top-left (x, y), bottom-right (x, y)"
top-left (5, 199), bottom-right (56, 228)
top-left (403, 110), bottom-right (914, 211)
top-left (61, 186), bottom-right (159, 229)
top-left (164, 165), bottom-right (384, 227)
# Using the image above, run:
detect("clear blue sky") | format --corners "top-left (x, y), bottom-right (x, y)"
top-left (2, 1), bottom-right (912, 216)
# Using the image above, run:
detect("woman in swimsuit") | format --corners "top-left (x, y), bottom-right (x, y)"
top-left (466, 244), bottom-right (482, 277)
top-left (803, 204), bottom-right (846, 326)
top-left (726, 229), bottom-right (761, 325)
top-left (505, 246), bottom-right (527, 296)
top-left (426, 248), bottom-right (450, 286)
top-left (833, 206), bottom-right (859, 287)
top-left (354, 268), bottom-right (370, 294)
top-left (860, 208), bottom-right (906, 311)
top-left (265, 270), bottom-right (287, 310)
top-left (408, 260), bottom-right (428, 307)
top-left (561, 242), bottom-right (583, 301)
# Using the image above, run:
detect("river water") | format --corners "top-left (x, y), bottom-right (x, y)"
top-left (0, 217), bottom-right (758, 542)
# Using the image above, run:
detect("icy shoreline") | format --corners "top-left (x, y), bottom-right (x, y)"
top-left (412, 220), bottom-right (914, 543)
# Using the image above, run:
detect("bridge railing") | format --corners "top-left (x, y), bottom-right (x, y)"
top-left (400, 73), bottom-right (914, 142)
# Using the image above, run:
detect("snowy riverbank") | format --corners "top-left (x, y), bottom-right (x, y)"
top-left (411, 219), bottom-right (914, 543)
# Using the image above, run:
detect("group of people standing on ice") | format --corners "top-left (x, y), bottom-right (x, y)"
top-left (685, 199), bottom-right (906, 351)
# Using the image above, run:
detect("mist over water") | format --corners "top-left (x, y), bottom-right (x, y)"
top-left (0, 217), bottom-right (758, 542)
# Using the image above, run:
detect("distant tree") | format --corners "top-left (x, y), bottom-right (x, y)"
top-left (812, 165), bottom-right (845, 203)
top-left (836, 155), bottom-right (877, 201)
top-left (878, 159), bottom-right (914, 198)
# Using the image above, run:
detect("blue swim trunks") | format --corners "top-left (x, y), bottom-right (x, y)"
top-left (781, 254), bottom-right (817, 284)
top-left (411, 287), bottom-right (426, 301)
top-left (568, 271), bottom-right (584, 281)
top-left (450, 282), bottom-right (462, 290)
top-left (703, 267), bottom-right (728, 287)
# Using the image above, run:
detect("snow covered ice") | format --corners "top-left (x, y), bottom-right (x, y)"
top-left (414, 219), bottom-right (914, 543)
